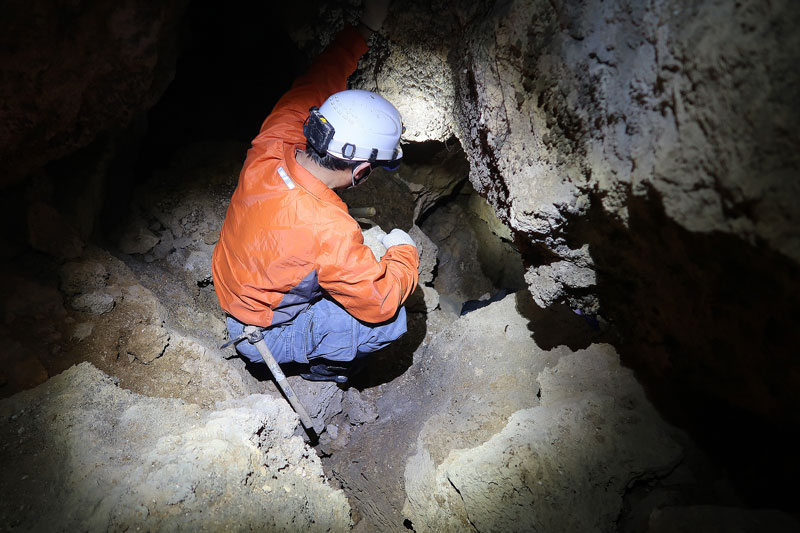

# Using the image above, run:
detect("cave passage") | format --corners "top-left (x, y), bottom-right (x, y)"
top-left (2, 0), bottom-right (799, 531)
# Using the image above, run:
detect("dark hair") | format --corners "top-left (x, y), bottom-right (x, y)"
top-left (305, 144), bottom-right (360, 171)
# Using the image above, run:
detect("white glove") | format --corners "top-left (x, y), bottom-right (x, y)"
top-left (361, 0), bottom-right (390, 32)
top-left (381, 228), bottom-right (416, 249)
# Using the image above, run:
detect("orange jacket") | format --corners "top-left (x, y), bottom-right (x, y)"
top-left (212, 26), bottom-right (419, 328)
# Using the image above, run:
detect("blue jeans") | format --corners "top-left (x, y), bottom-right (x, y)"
top-left (226, 298), bottom-right (407, 365)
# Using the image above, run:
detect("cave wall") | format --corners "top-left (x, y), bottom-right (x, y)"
top-left (296, 0), bottom-right (800, 430)
top-left (1, 0), bottom-right (799, 525)
top-left (448, 0), bottom-right (800, 430)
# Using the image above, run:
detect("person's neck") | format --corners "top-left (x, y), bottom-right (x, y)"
top-left (296, 150), bottom-right (348, 190)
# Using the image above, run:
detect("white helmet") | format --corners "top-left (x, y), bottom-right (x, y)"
top-left (317, 89), bottom-right (403, 163)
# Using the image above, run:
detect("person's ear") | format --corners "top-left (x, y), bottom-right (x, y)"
top-left (354, 162), bottom-right (371, 178)
top-left (351, 162), bottom-right (371, 185)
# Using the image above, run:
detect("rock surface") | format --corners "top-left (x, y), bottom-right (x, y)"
top-left (328, 294), bottom-right (678, 531)
top-left (404, 343), bottom-right (682, 532)
top-left (1, 1), bottom-right (798, 529)
top-left (298, 0), bottom-right (800, 486)
top-left (0, 362), bottom-right (350, 531)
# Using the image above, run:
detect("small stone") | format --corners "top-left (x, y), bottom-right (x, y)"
top-left (326, 424), bottom-right (339, 440)
top-left (343, 389), bottom-right (378, 425)
top-left (203, 230), bottom-right (219, 245)
top-left (71, 291), bottom-right (115, 315)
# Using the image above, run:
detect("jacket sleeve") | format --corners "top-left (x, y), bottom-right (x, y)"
top-left (317, 222), bottom-right (419, 324)
top-left (255, 26), bottom-right (369, 146)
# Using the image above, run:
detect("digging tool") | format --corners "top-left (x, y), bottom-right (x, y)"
top-left (222, 326), bottom-right (322, 440)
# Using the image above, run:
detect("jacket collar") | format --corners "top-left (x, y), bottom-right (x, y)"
top-left (284, 143), bottom-right (348, 210)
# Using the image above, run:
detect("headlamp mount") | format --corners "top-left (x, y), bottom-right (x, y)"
top-left (303, 106), bottom-right (335, 155)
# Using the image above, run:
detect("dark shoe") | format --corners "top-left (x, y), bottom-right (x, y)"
top-left (300, 363), bottom-right (350, 384)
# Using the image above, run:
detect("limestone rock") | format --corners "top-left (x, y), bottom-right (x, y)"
top-left (0, 362), bottom-right (351, 531)
top-left (405, 284), bottom-right (440, 314)
top-left (408, 224), bottom-right (438, 287)
top-left (467, 192), bottom-right (512, 241)
top-left (361, 224), bottom-right (387, 261)
top-left (284, 0), bottom-right (800, 427)
top-left (403, 343), bottom-right (683, 532)
top-left (525, 261), bottom-right (597, 309)
top-left (343, 388), bottom-right (378, 425)
top-left (399, 149), bottom-right (469, 221)
top-left (119, 284), bottom-right (170, 364)
top-left (183, 248), bottom-right (213, 282)
top-left (70, 290), bottom-right (115, 315)
top-left (151, 229), bottom-right (175, 260)
top-left (288, 379), bottom-right (344, 430)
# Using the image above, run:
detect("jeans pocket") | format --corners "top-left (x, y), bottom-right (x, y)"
top-left (307, 309), bottom-right (356, 363)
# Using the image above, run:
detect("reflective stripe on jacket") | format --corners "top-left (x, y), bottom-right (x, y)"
top-left (212, 26), bottom-right (419, 328)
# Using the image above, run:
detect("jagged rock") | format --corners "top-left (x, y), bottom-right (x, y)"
top-left (327, 294), bottom-right (629, 530)
top-left (404, 343), bottom-right (683, 531)
top-left (183, 248), bottom-right (213, 281)
top-left (0, 362), bottom-right (351, 531)
top-left (59, 260), bottom-right (108, 295)
top-left (70, 290), bottom-right (115, 315)
top-left (289, 379), bottom-right (343, 429)
top-left (122, 323), bottom-right (169, 364)
top-left (399, 149), bottom-right (470, 221)
top-left (525, 261), bottom-right (597, 309)
top-left (422, 199), bottom-right (524, 308)
top-left (305, 0), bottom-right (800, 433)
top-left (118, 284), bottom-right (169, 364)
top-left (405, 284), bottom-right (440, 314)
top-left (408, 225), bottom-right (438, 287)
top-left (466, 192), bottom-right (512, 241)
top-left (343, 388), bottom-right (377, 425)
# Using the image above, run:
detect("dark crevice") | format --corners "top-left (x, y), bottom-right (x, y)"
top-left (566, 182), bottom-right (800, 511)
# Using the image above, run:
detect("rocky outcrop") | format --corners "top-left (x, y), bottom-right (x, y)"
top-left (329, 0), bottom-right (800, 463)
top-left (0, 362), bottom-right (350, 531)
top-left (403, 341), bottom-right (683, 532)
top-left (327, 294), bottom-right (682, 530)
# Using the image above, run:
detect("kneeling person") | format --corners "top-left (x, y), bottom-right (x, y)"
top-left (211, 18), bottom-right (418, 383)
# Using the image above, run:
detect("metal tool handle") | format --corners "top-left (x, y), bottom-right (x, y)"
top-left (244, 327), bottom-right (322, 437)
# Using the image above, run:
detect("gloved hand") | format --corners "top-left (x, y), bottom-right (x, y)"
top-left (381, 228), bottom-right (416, 249)
top-left (360, 0), bottom-right (390, 32)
